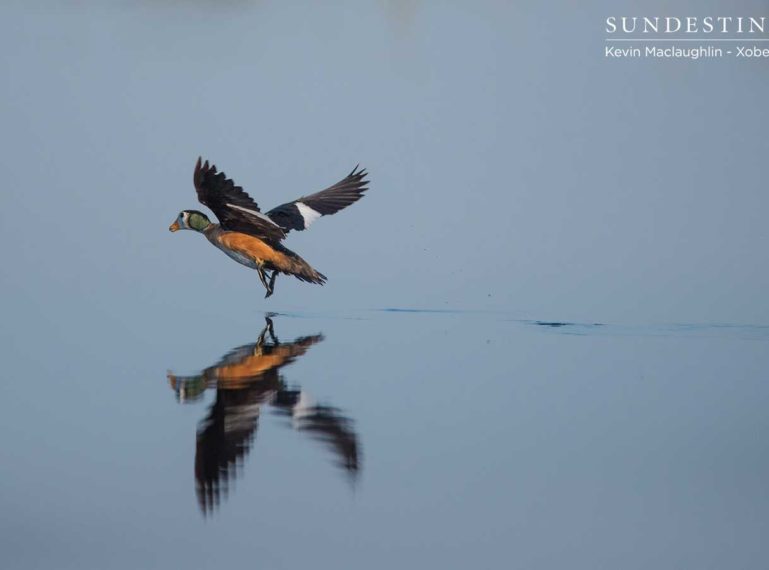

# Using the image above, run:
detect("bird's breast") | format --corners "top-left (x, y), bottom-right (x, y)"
top-left (206, 228), bottom-right (283, 270)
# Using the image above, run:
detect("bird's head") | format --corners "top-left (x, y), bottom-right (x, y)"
top-left (167, 372), bottom-right (207, 403)
top-left (169, 210), bottom-right (211, 232)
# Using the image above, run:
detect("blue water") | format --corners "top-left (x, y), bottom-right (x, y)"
top-left (2, 309), bottom-right (767, 569)
top-left (2, 1), bottom-right (769, 568)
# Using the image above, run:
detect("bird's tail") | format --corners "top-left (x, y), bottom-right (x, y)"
top-left (276, 246), bottom-right (327, 285)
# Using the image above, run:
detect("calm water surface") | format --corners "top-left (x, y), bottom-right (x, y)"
top-left (2, 2), bottom-right (769, 568)
top-left (1, 309), bottom-right (767, 569)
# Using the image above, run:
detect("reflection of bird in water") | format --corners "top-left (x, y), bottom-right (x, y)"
top-left (167, 317), bottom-right (360, 516)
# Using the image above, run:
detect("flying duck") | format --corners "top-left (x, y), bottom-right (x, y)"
top-left (170, 158), bottom-right (370, 297)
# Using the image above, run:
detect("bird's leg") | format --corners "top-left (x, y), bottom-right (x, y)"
top-left (264, 315), bottom-right (278, 344)
top-left (266, 271), bottom-right (278, 298)
top-left (257, 266), bottom-right (270, 293)
top-left (255, 319), bottom-right (270, 352)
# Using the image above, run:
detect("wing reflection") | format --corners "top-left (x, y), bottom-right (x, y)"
top-left (167, 316), bottom-right (360, 515)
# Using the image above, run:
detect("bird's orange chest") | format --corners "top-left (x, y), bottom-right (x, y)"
top-left (209, 230), bottom-right (286, 268)
top-left (214, 353), bottom-right (289, 381)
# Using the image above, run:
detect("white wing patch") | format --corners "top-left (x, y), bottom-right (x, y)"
top-left (226, 203), bottom-right (281, 226)
top-left (291, 391), bottom-right (316, 428)
top-left (296, 202), bottom-right (322, 229)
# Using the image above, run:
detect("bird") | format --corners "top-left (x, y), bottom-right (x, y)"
top-left (167, 316), bottom-right (360, 515)
top-left (169, 157), bottom-right (370, 297)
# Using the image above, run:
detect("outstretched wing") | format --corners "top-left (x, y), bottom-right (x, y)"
top-left (194, 157), bottom-right (286, 243)
top-left (266, 166), bottom-right (369, 234)
top-left (195, 387), bottom-right (270, 516)
top-left (294, 403), bottom-right (360, 474)
top-left (272, 391), bottom-right (360, 477)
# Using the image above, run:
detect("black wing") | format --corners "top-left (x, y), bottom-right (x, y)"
top-left (271, 392), bottom-right (360, 478)
top-left (194, 157), bottom-right (286, 242)
top-left (295, 404), bottom-right (360, 474)
top-left (266, 166), bottom-right (369, 234)
top-left (195, 388), bottom-right (263, 516)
